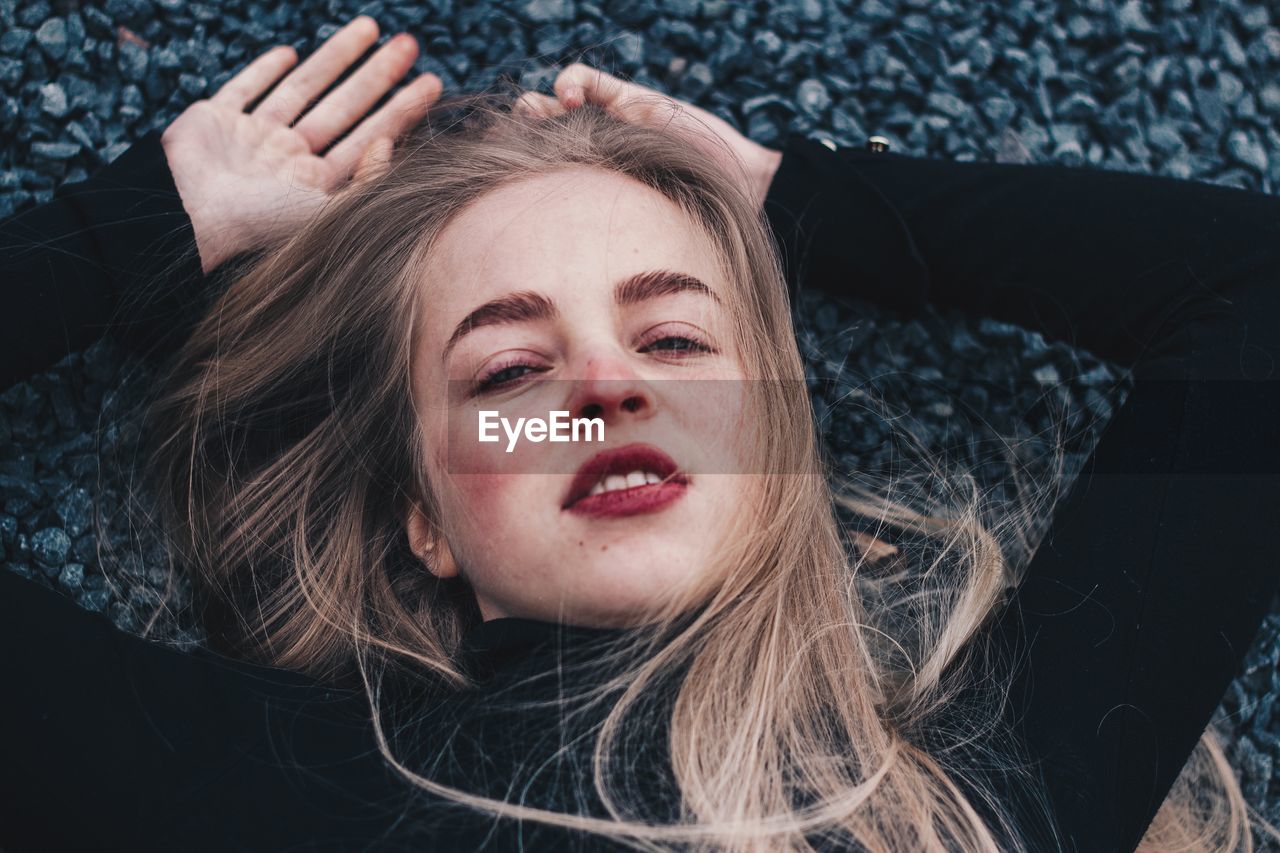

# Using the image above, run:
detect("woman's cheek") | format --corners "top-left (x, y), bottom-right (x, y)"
top-left (669, 378), bottom-right (752, 476)
top-left (447, 472), bottom-right (511, 518)
top-left (442, 469), bottom-right (552, 547)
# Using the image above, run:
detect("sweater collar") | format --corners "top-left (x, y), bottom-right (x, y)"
top-left (457, 616), bottom-right (631, 681)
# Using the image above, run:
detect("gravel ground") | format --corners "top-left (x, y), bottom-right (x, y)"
top-left (1, 0), bottom-right (1278, 840)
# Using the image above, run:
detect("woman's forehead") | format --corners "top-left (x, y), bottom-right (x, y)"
top-left (423, 168), bottom-right (724, 311)
top-left (439, 168), bottom-right (691, 255)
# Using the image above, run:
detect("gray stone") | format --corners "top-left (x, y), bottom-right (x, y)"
top-left (746, 111), bottom-right (780, 145)
top-left (4, 498), bottom-right (34, 518)
top-left (752, 30), bottom-right (783, 59)
top-left (30, 141), bottom-right (80, 160)
top-left (1260, 84), bottom-right (1280, 115)
top-left (1056, 91), bottom-right (1099, 121)
top-left (980, 96), bottom-right (1016, 127)
top-left (1227, 131), bottom-right (1269, 173)
top-left (1116, 0), bottom-right (1156, 34)
top-left (660, 0), bottom-right (698, 18)
top-left (38, 82), bottom-right (68, 118)
top-left (613, 30), bottom-right (644, 67)
top-left (1032, 365), bottom-right (1061, 386)
top-left (57, 561), bottom-right (85, 591)
top-left (1166, 89), bottom-right (1194, 118)
top-left (0, 27), bottom-right (33, 56)
top-left (117, 41), bottom-right (149, 81)
top-left (77, 587), bottom-right (111, 612)
top-left (1148, 122), bottom-right (1186, 155)
top-left (700, 0), bottom-right (729, 18)
top-left (517, 0), bottom-right (574, 24)
top-left (796, 78), bottom-right (831, 119)
top-left (0, 475), bottom-right (43, 504)
top-left (1218, 71), bottom-right (1244, 106)
top-left (0, 57), bottom-right (23, 88)
top-left (1145, 56), bottom-right (1172, 88)
top-left (31, 527), bottom-right (71, 568)
top-left (1194, 87), bottom-right (1227, 132)
top-left (34, 17), bottom-right (67, 60)
top-left (927, 91), bottom-right (967, 119)
top-left (1066, 15), bottom-right (1093, 40)
top-left (680, 61), bottom-right (713, 99)
top-left (1220, 28), bottom-right (1248, 69)
top-left (55, 487), bottom-right (93, 537)
top-left (64, 120), bottom-right (95, 150)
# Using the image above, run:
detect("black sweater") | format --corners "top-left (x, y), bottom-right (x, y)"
top-left (2, 128), bottom-right (1278, 852)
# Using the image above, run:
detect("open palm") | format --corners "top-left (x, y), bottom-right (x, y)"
top-left (160, 16), bottom-right (441, 274)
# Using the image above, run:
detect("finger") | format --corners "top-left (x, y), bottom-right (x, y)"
top-left (253, 15), bottom-right (380, 126)
top-left (291, 31), bottom-right (420, 152)
top-left (554, 63), bottom-right (623, 110)
top-left (210, 45), bottom-right (299, 112)
top-left (553, 63), bottom-right (665, 124)
top-left (514, 91), bottom-right (566, 119)
top-left (353, 136), bottom-right (393, 183)
top-left (324, 73), bottom-right (442, 181)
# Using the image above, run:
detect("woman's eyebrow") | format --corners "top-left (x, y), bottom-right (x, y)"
top-left (614, 269), bottom-right (721, 306)
top-left (443, 269), bottom-right (720, 361)
top-left (444, 291), bottom-right (558, 360)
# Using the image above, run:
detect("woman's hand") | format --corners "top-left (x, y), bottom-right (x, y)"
top-left (515, 64), bottom-right (783, 209)
top-left (160, 16), bottom-right (442, 275)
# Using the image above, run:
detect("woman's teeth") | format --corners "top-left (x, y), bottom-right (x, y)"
top-left (588, 470), bottom-right (664, 497)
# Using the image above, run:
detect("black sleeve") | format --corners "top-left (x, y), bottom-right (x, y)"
top-left (0, 127), bottom-right (207, 392)
top-left (0, 568), bottom-right (432, 852)
top-left (764, 135), bottom-right (1280, 851)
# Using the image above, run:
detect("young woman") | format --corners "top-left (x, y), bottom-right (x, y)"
top-left (2, 17), bottom-right (1277, 852)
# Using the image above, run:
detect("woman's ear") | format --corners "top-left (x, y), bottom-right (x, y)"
top-left (405, 503), bottom-right (460, 580)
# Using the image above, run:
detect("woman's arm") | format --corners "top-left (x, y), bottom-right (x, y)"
top-left (0, 16), bottom-right (439, 393)
top-left (763, 133), bottom-right (1280, 371)
top-left (0, 128), bottom-right (205, 392)
top-left (765, 134), bottom-right (1280, 851)
top-left (0, 567), bottom-right (418, 850)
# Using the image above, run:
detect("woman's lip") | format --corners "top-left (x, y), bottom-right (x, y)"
top-left (562, 443), bottom-right (683, 509)
top-left (564, 479), bottom-right (688, 518)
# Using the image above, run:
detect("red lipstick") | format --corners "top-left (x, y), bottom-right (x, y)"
top-left (562, 443), bottom-right (689, 518)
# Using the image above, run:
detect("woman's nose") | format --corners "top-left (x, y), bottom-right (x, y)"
top-left (564, 349), bottom-right (655, 423)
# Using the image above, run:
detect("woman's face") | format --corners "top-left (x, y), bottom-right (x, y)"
top-left (407, 166), bottom-right (757, 626)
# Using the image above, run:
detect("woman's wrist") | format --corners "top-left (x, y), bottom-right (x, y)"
top-left (752, 147), bottom-right (784, 208)
top-left (184, 205), bottom-right (245, 276)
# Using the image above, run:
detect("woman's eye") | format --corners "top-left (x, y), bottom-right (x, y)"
top-left (473, 362), bottom-right (543, 395)
top-left (640, 334), bottom-right (714, 355)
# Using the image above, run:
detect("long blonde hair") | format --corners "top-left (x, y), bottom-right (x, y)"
top-left (128, 89), bottom-right (1259, 851)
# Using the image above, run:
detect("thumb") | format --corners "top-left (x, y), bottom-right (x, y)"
top-left (354, 136), bottom-right (394, 183)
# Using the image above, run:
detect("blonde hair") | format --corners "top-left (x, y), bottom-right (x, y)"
top-left (126, 89), bottom-right (1262, 851)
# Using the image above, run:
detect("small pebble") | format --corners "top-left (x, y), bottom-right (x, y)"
top-left (796, 78), bottom-right (831, 119)
top-left (38, 82), bottom-right (68, 118)
top-left (34, 17), bottom-right (68, 61)
top-left (31, 527), bottom-right (71, 568)
top-left (57, 561), bottom-right (85, 591)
